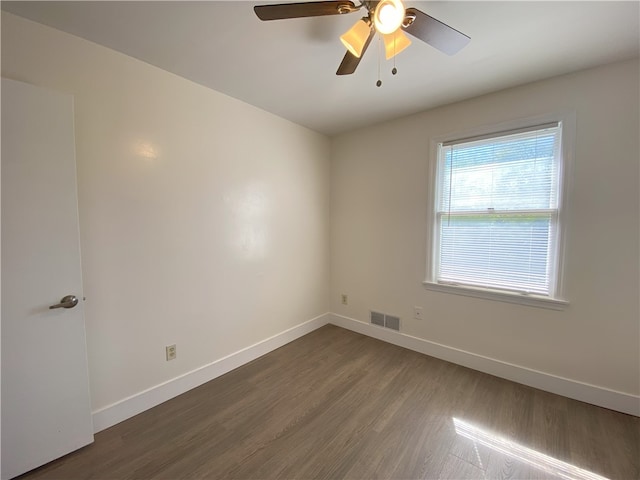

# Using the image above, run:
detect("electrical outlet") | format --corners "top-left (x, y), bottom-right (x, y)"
top-left (341, 294), bottom-right (348, 305)
top-left (166, 344), bottom-right (177, 361)
top-left (414, 306), bottom-right (423, 320)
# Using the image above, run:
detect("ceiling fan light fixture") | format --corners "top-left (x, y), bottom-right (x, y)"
top-left (340, 18), bottom-right (371, 58)
top-left (253, 0), bottom-right (470, 77)
top-left (383, 30), bottom-right (412, 59)
top-left (374, 0), bottom-right (405, 35)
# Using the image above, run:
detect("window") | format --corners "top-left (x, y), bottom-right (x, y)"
top-left (425, 120), bottom-right (571, 308)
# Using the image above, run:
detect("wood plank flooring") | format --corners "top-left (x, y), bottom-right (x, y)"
top-left (19, 325), bottom-right (639, 479)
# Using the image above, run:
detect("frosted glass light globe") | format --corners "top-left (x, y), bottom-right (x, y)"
top-left (340, 18), bottom-right (372, 58)
top-left (374, 0), bottom-right (405, 35)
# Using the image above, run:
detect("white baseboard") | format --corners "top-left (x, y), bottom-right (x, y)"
top-left (92, 313), bottom-right (331, 433)
top-left (92, 311), bottom-right (638, 433)
top-left (328, 313), bottom-right (640, 417)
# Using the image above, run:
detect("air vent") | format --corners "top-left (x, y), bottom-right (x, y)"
top-left (370, 311), bottom-right (385, 327)
top-left (385, 315), bottom-right (400, 331)
top-left (370, 311), bottom-right (401, 332)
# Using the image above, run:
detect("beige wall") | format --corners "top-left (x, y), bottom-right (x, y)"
top-left (330, 59), bottom-right (639, 396)
top-left (3, 10), bottom-right (638, 413)
top-left (2, 12), bottom-right (331, 412)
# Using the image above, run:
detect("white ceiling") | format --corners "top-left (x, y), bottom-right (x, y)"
top-left (3, 1), bottom-right (639, 135)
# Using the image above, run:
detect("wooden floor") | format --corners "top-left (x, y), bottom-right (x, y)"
top-left (21, 325), bottom-right (639, 480)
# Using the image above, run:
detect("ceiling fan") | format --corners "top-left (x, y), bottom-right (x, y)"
top-left (254, 0), bottom-right (470, 77)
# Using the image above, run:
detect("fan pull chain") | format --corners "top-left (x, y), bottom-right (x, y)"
top-left (376, 35), bottom-right (382, 87)
top-left (391, 30), bottom-right (397, 75)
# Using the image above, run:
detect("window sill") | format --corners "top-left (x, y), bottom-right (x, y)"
top-left (422, 281), bottom-right (569, 310)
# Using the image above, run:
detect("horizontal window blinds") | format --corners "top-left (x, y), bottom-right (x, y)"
top-left (435, 124), bottom-right (562, 296)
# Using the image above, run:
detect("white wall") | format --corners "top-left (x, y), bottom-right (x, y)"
top-left (3, 11), bottom-right (638, 420)
top-left (2, 13), bottom-right (331, 413)
top-left (330, 59), bottom-right (639, 398)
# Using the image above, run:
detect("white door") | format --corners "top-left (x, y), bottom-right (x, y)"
top-left (1, 78), bottom-right (94, 480)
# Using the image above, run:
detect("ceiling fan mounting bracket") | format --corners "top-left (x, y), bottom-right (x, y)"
top-left (338, 3), bottom-right (361, 14)
top-left (402, 13), bottom-right (416, 28)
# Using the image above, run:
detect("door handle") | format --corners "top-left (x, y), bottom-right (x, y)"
top-left (49, 295), bottom-right (79, 309)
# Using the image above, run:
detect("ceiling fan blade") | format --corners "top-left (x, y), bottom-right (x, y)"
top-left (254, 1), bottom-right (357, 21)
top-left (336, 51), bottom-right (360, 75)
top-left (336, 26), bottom-right (375, 75)
top-left (402, 7), bottom-right (470, 56)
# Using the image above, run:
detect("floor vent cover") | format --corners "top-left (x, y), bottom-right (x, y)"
top-left (385, 315), bottom-right (400, 331)
top-left (370, 311), bottom-right (385, 327)
top-left (370, 311), bottom-right (400, 331)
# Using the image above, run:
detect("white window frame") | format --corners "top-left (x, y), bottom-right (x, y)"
top-left (423, 113), bottom-right (575, 310)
